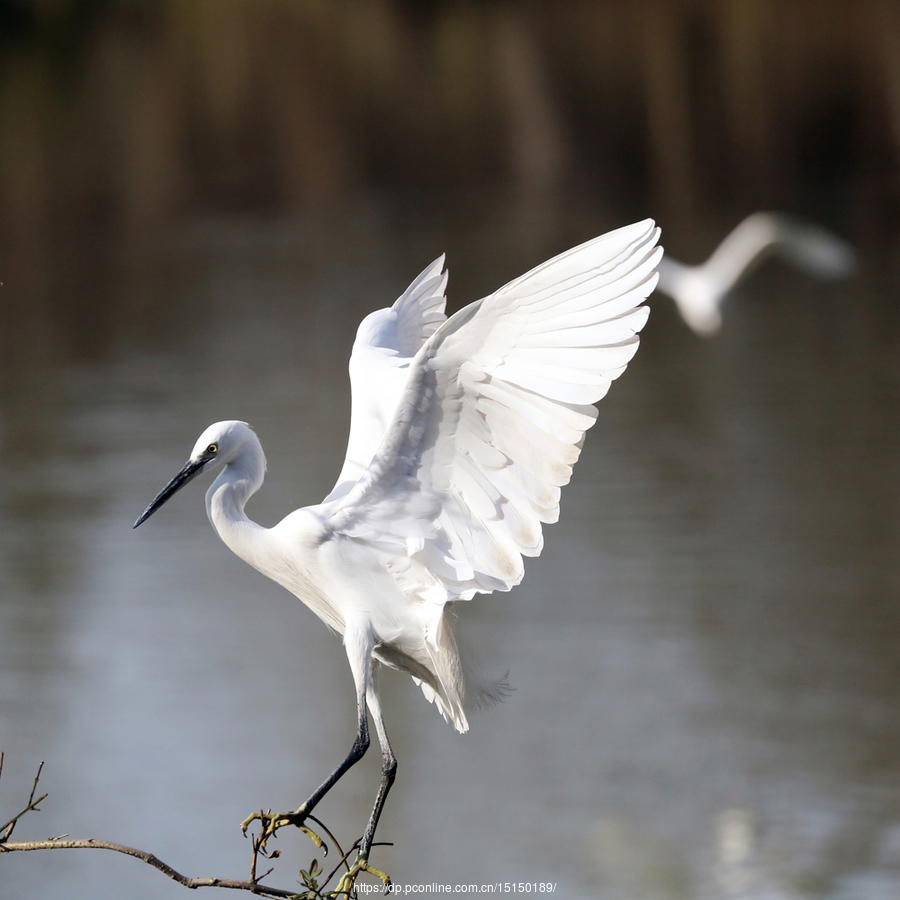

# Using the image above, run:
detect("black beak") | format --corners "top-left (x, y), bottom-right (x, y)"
top-left (133, 458), bottom-right (208, 528)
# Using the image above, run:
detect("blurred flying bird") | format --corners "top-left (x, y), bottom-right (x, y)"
top-left (655, 212), bottom-right (855, 336)
top-left (134, 220), bottom-right (662, 890)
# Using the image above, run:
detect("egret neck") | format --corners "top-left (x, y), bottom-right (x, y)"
top-left (205, 436), bottom-right (270, 572)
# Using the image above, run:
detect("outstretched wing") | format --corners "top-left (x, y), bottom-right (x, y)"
top-left (700, 211), bottom-right (784, 293)
top-left (325, 220), bottom-right (662, 602)
top-left (324, 257), bottom-right (448, 501)
top-left (762, 212), bottom-right (856, 279)
top-left (703, 211), bottom-right (856, 294)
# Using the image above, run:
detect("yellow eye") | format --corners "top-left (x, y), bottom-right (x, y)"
top-left (207, 444), bottom-right (218, 454)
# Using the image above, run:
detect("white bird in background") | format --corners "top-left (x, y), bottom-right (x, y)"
top-left (134, 220), bottom-right (662, 890)
top-left (655, 211), bottom-right (856, 336)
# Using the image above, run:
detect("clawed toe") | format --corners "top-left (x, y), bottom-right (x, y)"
top-left (240, 806), bottom-right (325, 853)
top-left (334, 853), bottom-right (391, 897)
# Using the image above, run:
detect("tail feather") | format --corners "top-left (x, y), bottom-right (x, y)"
top-left (423, 616), bottom-right (469, 732)
top-left (419, 608), bottom-right (513, 731)
top-left (374, 607), bottom-right (512, 733)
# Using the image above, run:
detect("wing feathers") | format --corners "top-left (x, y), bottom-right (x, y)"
top-left (477, 396), bottom-right (581, 469)
top-left (491, 368), bottom-right (615, 404)
top-left (326, 256), bottom-right (450, 500)
top-left (392, 257), bottom-right (448, 356)
top-left (476, 379), bottom-right (598, 440)
top-left (502, 344), bottom-right (639, 382)
top-left (518, 246), bottom-right (660, 313)
top-left (508, 338), bottom-right (642, 369)
top-left (523, 287), bottom-right (653, 333)
top-left (328, 219), bottom-right (661, 602)
top-left (517, 308), bottom-right (650, 346)
top-left (496, 223), bottom-right (656, 298)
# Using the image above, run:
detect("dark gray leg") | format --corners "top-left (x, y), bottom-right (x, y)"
top-left (334, 661), bottom-right (395, 894)
top-left (242, 622), bottom-right (374, 839)
top-left (359, 663), bottom-right (397, 858)
top-left (291, 694), bottom-right (370, 822)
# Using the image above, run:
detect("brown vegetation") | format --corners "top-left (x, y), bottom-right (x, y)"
top-left (0, 0), bottom-right (897, 241)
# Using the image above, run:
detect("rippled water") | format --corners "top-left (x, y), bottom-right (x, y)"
top-left (2, 201), bottom-right (899, 899)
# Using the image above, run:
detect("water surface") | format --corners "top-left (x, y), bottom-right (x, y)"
top-left (1, 203), bottom-right (899, 899)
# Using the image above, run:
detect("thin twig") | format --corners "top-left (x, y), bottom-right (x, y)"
top-left (247, 825), bottom-right (277, 887)
top-left (0, 839), bottom-right (301, 898)
top-left (321, 836), bottom-right (358, 888)
top-left (320, 836), bottom-right (393, 896)
top-left (26, 762), bottom-right (45, 807)
top-left (1, 761), bottom-right (48, 841)
top-left (306, 814), bottom-right (350, 885)
top-left (249, 821), bottom-right (263, 883)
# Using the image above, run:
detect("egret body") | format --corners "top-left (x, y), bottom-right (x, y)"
top-left (656, 211), bottom-right (855, 335)
top-left (135, 220), bottom-right (662, 887)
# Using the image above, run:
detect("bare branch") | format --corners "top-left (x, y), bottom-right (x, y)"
top-left (0, 757), bottom-right (393, 898)
top-left (1, 760), bottom-right (48, 841)
top-left (0, 838), bottom-right (301, 898)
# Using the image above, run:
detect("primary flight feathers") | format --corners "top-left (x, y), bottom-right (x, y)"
top-left (326, 219), bottom-right (662, 608)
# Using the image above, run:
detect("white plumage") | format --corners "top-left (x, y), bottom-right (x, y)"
top-left (134, 218), bottom-right (662, 876)
top-left (656, 211), bottom-right (855, 336)
top-left (325, 256), bottom-right (448, 503)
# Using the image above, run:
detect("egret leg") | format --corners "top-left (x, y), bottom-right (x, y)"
top-left (360, 663), bottom-right (397, 856)
top-left (334, 661), bottom-right (395, 895)
top-left (242, 622), bottom-right (374, 844)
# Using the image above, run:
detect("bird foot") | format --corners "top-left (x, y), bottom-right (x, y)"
top-left (240, 806), bottom-right (325, 854)
top-left (333, 853), bottom-right (391, 897)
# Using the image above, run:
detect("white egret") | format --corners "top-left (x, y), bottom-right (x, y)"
top-left (134, 219), bottom-right (662, 889)
top-left (656, 211), bottom-right (855, 336)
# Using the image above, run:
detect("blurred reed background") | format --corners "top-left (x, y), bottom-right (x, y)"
top-left (1, 0), bottom-right (898, 240)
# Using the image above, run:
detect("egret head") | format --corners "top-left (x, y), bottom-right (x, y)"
top-left (133, 420), bottom-right (257, 528)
